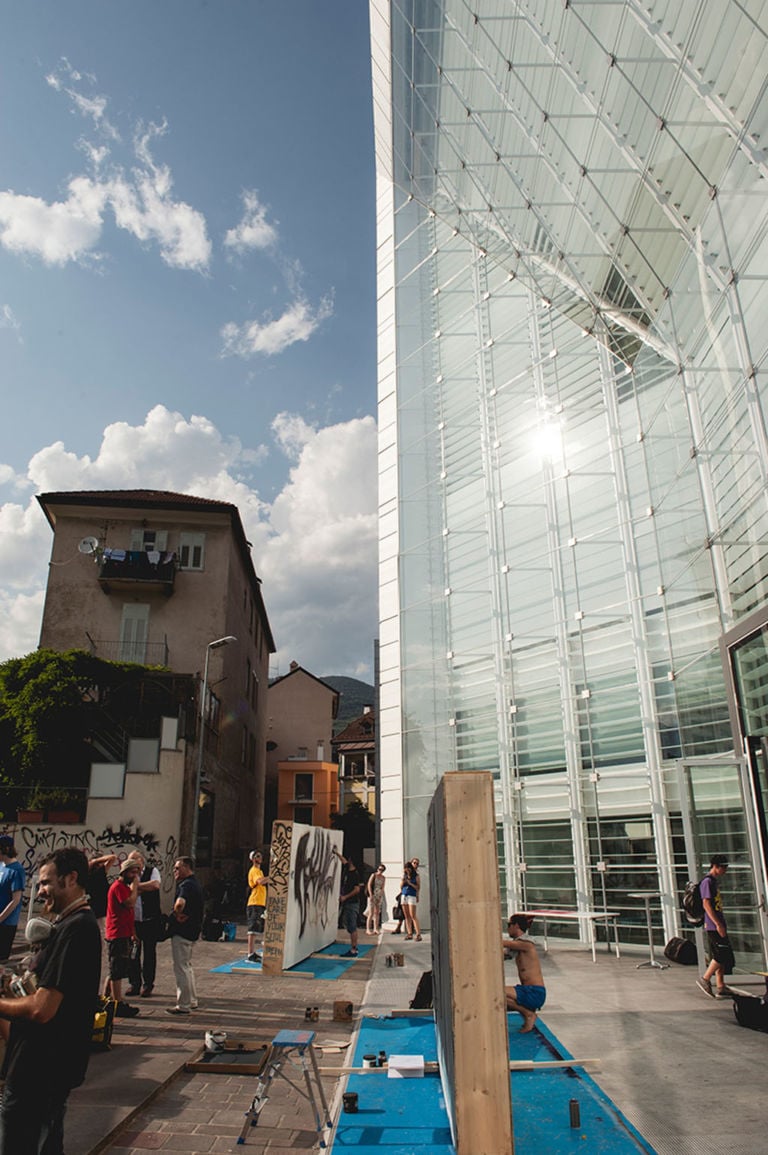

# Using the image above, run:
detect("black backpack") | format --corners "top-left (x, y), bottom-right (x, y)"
top-left (733, 994), bottom-right (768, 1032)
top-left (682, 879), bottom-right (706, 926)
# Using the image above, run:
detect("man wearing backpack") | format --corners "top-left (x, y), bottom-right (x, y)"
top-left (696, 854), bottom-right (733, 999)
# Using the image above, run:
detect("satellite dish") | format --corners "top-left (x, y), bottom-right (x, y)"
top-left (78, 536), bottom-right (100, 555)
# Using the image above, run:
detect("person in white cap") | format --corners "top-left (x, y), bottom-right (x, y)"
top-left (245, 851), bottom-right (270, 963)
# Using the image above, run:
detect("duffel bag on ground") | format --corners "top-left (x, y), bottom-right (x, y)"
top-left (663, 936), bottom-right (697, 965)
top-left (733, 993), bottom-right (768, 1032)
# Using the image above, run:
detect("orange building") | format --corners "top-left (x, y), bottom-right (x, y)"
top-left (276, 759), bottom-right (339, 829)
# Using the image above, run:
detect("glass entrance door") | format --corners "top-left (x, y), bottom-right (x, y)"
top-left (679, 759), bottom-right (764, 969)
top-left (715, 612), bottom-right (768, 967)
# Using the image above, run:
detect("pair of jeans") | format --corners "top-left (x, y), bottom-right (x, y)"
top-left (128, 919), bottom-right (159, 990)
top-left (170, 934), bottom-right (198, 1010)
top-left (0, 1082), bottom-right (68, 1154)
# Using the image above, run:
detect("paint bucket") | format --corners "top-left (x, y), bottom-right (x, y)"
top-left (342, 1092), bottom-right (358, 1113)
top-left (205, 1030), bottom-right (227, 1053)
top-left (395, 952), bottom-right (404, 967)
top-left (362, 1054), bottom-right (377, 1068)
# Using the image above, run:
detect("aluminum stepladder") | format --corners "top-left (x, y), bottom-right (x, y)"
top-left (237, 1028), bottom-right (332, 1148)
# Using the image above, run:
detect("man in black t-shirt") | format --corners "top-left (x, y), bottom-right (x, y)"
top-left (0, 846), bottom-right (101, 1154)
top-left (165, 856), bottom-right (203, 1016)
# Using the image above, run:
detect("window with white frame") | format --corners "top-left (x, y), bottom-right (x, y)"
top-left (130, 528), bottom-right (168, 552)
top-left (179, 531), bottom-right (205, 570)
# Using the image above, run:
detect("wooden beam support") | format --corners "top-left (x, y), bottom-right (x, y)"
top-left (429, 771), bottom-right (515, 1155)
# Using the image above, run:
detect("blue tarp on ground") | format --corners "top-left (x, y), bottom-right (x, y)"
top-left (209, 942), bottom-right (373, 978)
top-left (332, 1014), bottom-right (657, 1154)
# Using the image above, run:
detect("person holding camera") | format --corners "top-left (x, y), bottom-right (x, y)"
top-left (0, 847), bottom-right (101, 1154)
top-left (124, 851), bottom-right (162, 999)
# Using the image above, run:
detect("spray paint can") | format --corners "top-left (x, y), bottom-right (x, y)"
top-left (569, 1099), bottom-right (581, 1128)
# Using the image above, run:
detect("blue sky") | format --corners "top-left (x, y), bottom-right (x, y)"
top-left (0, 2), bottom-right (378, 678)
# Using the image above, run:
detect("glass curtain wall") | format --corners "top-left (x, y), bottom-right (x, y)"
top-left (373, 0), bottom-right (768, 955)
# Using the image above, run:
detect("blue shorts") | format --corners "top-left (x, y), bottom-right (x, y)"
top-left (514, 984), bottom-right (546, 1011)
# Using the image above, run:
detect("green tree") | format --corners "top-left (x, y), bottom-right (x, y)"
top-left (0, 648), bottom-right (172, 812)
top-left (330, 798), bottom-right (376, 866)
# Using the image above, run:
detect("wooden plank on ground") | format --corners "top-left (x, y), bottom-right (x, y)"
top-left (428, 771), bottom-right (514, 1155)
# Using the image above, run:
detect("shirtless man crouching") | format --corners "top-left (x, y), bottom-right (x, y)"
top-left (503, 914), bottom-right (546, 1033)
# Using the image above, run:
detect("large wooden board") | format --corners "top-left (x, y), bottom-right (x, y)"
top-left (428, 771), bottom-right (514, 1155)
top-left (262, 820), bottom-right (343, 974)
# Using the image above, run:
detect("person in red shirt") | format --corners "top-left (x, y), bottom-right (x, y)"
top-left (105, 861), bottom-right (140, 1017)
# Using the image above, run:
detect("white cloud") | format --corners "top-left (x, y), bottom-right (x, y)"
top-left (108, 168), bottom-right (211, 271)
top-left (224, 190), bottom-right (278, 255)
top-left (0, 407), bottom-right (377, 677)
top-left (0, 590), bottom-right (45, 661)
top-left (0, 305), bottom-right (22, 343)
top-left (259, 415), bottom-right (378, 674)
top-left (46, 58), bottom-right (119, 140)
top-left (271, 413), bottom-right (316, 461)
top-left (0, 94), bottom-right (209, 270)
top-left (221, 294), bottom-right (334, 358)
top-left (0, 177), bottom-right (107, 266)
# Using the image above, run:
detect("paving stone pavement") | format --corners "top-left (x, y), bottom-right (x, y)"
top-left (65, 926), bottom-right (429, 1155)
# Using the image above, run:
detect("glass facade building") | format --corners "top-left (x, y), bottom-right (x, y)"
top-left (371, 0), bottom-right (768, 961)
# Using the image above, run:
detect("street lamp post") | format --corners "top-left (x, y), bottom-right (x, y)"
top-left (191, 635), bottom-right (237, 862)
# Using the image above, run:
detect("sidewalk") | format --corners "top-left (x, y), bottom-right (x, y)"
top-left (65, 928), bottom-right (768, 1154)
top-left (69, 929), bottom-right (427, 1155)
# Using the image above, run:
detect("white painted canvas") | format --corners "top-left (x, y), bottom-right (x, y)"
top-left (265, 821), bottom-right (344, 971)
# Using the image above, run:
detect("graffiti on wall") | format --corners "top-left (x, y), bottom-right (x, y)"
top-left (10, 822), bottom-right (178, 905)
top-left (263, 820), bottom-right (343, 974)
top-left (262, 820), bottom-right (291, 973)
top-left (293, 827), bottom-right (339, 939)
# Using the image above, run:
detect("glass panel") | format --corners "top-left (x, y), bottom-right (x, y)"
top-left (684, 762), bottom-right (762, 965)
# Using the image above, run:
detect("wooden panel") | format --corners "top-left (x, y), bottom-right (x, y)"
top-left (428, 771), bottom-right (514, 1155)
top-left (262, 820), bottom-right (343, 975)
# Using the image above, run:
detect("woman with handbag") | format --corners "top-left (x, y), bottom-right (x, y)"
top-left (366, 864), bottom-right (387, 934)
top-left (401, 858), bottom-right (422, 941)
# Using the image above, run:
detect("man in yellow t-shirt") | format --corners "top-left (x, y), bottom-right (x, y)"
top-left (246, 851), bottom-right (270, 962)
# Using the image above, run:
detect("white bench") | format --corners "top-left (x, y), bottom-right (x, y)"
top-left (515, 909), bottom-right (622, 963)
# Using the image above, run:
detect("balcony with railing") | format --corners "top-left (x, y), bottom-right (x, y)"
top-left (98, 549), bottom-right (177, 595)
top-left (86, 636), bottom-right (170, 667)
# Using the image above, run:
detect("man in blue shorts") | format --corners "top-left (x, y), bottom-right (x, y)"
top-left (503, 914), bottom-right (546, 1032)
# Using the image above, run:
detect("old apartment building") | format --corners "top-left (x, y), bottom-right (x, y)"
top-left (36, 489), bottom-right (275, 868)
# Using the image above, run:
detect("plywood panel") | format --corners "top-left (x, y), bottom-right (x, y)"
top-left (262, 820), bottom-right (343, 975)
top-left (428, 771), bottom-right (514, 1155)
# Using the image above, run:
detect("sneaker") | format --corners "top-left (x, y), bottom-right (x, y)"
top-left (391, 927), bottom-right (401, 934)
top-left (165, 1006), bottom-right (191, 1016)
top-left (714, 985), bottom-right (735, 999)
top-left (115, 1001), bottom-right (140, 1018)
top-left (696, 978), bottom-right (714, 998)
top-left (342, 949), bottom-right (359, 958)
top-left (247, 953), bottom-right (261, 963)
top-left (140, 986), bottom-right (154, 998)
top-left (190, 1002), bottom-right (199, 1009)
top-left (125, 987), bottom-right (141, 997)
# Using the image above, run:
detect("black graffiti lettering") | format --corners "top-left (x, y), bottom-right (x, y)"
top-left (293, 828), bottom-right (340, 939)
top-left (14, 823), bottom-right (177, 906)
